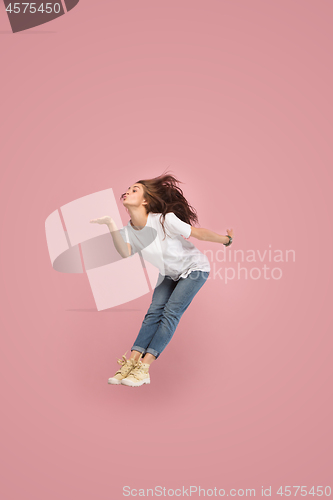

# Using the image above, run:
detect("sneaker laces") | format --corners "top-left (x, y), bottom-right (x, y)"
top-left (116, 351), bottom-right (143, 366)
top-left (117, 353), bottom-right (130, 367)
top-left (114, 352), bottom-right (136, 375)
top-left (129, 360), bottom-right (148, 380)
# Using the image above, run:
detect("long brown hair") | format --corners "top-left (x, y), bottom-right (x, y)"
top-left (120, 170), bottom-right (199, 240)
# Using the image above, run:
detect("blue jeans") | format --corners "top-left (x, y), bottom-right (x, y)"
top-left (131, 270), bottom-right (210, 360)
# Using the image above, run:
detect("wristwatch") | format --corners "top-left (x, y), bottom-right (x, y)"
top-left (224, 235), bottom-right (233, 246)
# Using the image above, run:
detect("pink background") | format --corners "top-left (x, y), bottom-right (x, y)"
top-left (0, 1), bottom-right (332, 498)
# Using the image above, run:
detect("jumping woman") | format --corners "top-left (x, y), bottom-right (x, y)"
top-left (90, 172), bottom-right (233, 387)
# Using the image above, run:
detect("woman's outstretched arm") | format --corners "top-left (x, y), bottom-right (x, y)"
top-left (90, 216), bottom-right (131, 258)
top-left (190, 226), bottom-right (233, 244)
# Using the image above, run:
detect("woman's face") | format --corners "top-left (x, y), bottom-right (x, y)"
top-left (122, 183), bottom-right (147, 208)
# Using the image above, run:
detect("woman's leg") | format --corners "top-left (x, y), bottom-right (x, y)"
top-left (144, 270), bottom-right (210, 360)
top-left (129, 274), bottom-right (178, 359)
top-left (130, 350), bottom-right (143, 361)
top-left (139, 352), bottom-right (156, 364)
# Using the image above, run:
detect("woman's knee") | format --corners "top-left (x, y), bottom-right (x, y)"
top-left (144, 304), bottom-right (164, 321)
top-left (162, 303), bottom-right (183, 323)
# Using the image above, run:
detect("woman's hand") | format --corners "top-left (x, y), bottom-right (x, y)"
top-left (90, 216), bottom-right (114, 226)
top-left (226, 228), bottom-right (234, 238)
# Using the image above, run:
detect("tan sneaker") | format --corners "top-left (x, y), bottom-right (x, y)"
top-left (108, 352), bottom-right (140, 385)
top-left (121, 359), bottom-right (151, 387)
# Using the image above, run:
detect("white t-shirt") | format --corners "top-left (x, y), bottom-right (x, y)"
top-left (119, 212), bottom-right (210, 281)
